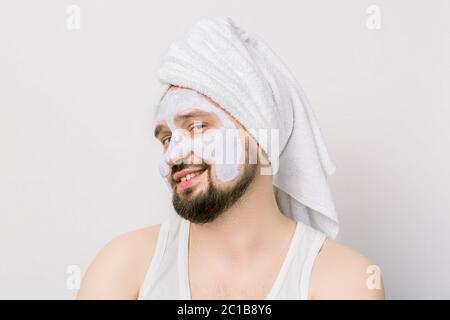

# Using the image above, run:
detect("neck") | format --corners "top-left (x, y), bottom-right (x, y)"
top-left (189, 168), bottom-right (296, 262)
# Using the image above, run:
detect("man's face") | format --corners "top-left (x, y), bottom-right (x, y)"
top-left (153, 86), bottom-right (259, 223)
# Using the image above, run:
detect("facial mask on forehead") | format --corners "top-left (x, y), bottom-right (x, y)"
top-left (154, 88), bottom-right (243, 184)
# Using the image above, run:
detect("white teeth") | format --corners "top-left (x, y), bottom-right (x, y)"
top-left (186, 172), bottom-right (198, 180)
top-left (179, 171), bottom-right (202, 182)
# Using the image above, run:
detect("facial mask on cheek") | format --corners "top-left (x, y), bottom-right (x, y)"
top-left (154, 88), bottom-right (243, 183)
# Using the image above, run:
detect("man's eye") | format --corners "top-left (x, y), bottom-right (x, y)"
top-left (190, 123), bottom-right (206, 132)
top-left (162, 136), bottom-right (171, 146)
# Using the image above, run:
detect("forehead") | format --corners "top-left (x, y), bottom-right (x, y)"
top-left (161, 85), bottom-right (218, 106)
top-left (154, 87), bottom-right (240, 128)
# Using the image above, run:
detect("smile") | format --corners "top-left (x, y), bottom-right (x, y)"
top-left (176, 168), bottom-right (208, 191)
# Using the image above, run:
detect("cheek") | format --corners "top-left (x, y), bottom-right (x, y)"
top-left (205, 128), bottom-right (244, 183)
top-left (209, 162), bottom-right (247, 186)
top-left (159, 161), bottom-right (171, 178)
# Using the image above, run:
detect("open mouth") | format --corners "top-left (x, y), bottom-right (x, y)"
top-left (175, 168), bottom-right (208, 191)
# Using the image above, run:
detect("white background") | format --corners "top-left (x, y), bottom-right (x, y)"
top-left (0, 0), bottom-right (449, 299)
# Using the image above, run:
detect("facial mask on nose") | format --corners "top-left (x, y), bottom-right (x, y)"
top-left (154, 88), bottom-right (243, 184)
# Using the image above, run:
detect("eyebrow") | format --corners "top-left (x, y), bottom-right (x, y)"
top-left (174, 110), bottom-right (212, 121)
top-left (154, 124), bottom-right (169, 138)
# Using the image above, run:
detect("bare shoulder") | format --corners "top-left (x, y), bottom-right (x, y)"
top-left (76, 224), bottom-right (161, 300)
top-left (309, 239), bottom-right (385, 300)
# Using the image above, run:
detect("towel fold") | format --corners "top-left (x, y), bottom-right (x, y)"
top-left (154, 16), bottom-right (339, 238)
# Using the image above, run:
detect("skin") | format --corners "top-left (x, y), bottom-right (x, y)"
top-left (77, 86), bottom-right (385, 300)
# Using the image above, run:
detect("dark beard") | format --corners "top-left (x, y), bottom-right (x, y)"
top-left (172, 163), bottom-right (258, 224)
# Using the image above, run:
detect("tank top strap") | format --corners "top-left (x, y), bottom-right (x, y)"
top-left (295, 221), bottom-right (327, 299)
top-left (137, 214), bottom-right (182, 299)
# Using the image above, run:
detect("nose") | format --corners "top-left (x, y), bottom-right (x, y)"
top-left (163, 129), bottom-right (192, 168)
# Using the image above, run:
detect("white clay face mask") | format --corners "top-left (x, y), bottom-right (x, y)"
top-left (154, 88), bottom-right (243, 185)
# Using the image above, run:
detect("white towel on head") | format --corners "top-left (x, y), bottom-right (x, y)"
top-left (154, 16), bottom-right (339, 238)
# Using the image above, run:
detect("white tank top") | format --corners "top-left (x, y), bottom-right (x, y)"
top-left (138, 214), bottom-right (327, 300)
